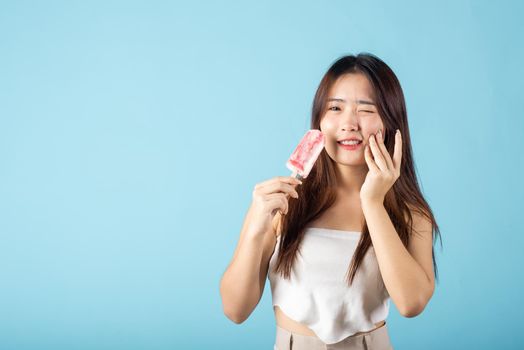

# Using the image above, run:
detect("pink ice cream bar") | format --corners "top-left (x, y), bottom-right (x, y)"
top-left (286, 129), bottom-right (325, 180)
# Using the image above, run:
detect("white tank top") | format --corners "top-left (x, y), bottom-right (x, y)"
top-left (268, 227), bottom-right (390, 344)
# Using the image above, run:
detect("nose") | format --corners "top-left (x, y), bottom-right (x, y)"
top-left (340, 109), bottom-right (359, 131)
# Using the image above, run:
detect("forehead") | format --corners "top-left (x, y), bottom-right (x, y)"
top-left (327, 73), bottom-right (375, 101)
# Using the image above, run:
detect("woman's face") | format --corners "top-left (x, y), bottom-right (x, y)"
top-left (320, 73), bottom-right (385, 166)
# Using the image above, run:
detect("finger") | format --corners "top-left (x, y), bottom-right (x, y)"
top-left (364, 143), bottom-right (379, 172)
top-left (376, 130), bottom-right (394, 171)
top-left (256, 179), bottom-right (300, 195)
top-left (267, 195), bottom-right (288, 215)
top-left (260, 182), bottom-right (299, 198)
top-left (393, 129), bottom-right (402, 172)
top-left (264, 192), bottom-right (288, 200)
top-left (255, 176), bottom-right (302, 191)
top-left (369, 134), bottom-right (388, 172)
top-left (283, 176), bottom-right (303, 185)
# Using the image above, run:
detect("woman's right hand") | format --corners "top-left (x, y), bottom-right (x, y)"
top-left (246, 176), bottom-right (302, 238)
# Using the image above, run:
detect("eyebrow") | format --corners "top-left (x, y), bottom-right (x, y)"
top-left (327, 98), bottom-right (376, 106)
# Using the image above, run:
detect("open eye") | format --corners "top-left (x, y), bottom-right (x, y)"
top-left (328, 106), bottom-right (341, 111)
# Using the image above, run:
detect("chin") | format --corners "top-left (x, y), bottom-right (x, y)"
top-left (337, 159), bottom-right (366, 167)
top-left (327, 150), bottom-right (365, 166)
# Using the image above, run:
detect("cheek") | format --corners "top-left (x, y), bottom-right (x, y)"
top-left (320, 116), bottom-right (335, 130)
top-left (366, 116), bottom-right (384, 128)
top-left (363, 118), bottom-right (385, 140)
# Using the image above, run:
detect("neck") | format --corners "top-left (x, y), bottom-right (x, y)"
top-left (335, 164), bottom-right (368, 197)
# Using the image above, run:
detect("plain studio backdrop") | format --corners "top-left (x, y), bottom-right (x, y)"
top-left (0, 1), bottom-right (522, 349)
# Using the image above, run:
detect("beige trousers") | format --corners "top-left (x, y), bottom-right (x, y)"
top-left (274, 322), bottom-right (394, 350)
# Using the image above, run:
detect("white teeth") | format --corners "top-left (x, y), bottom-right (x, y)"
top-left (339, 140), bottom-right (361, 145)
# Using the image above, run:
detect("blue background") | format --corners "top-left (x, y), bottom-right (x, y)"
top-left (1, 1), bottom-right (523, 349)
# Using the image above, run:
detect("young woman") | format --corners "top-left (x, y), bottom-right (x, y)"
top-left (220, 53), bottom-right (441, 350)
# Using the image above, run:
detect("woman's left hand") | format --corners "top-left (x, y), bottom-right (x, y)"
top-left (360, 129), bottom-right (403, 204)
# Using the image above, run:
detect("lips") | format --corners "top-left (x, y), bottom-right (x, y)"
top-left (337, 140), bottom-right (363, 144)
top-left (337, 138), bottom-right (362, 142)
top-left (338, 140), bottom-right (363, 150)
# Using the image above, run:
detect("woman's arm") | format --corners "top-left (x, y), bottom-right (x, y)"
top-left (219, 206), bottom-right (279, 324)
top-left (362, 200), bottom-right (435, 318)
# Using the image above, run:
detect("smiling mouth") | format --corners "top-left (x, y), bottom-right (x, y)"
top-left (337, 141), bottom-right (363, 150)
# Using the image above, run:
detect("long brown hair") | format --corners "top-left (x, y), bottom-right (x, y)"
top-left (273, 53), bottom-right (442, 286)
